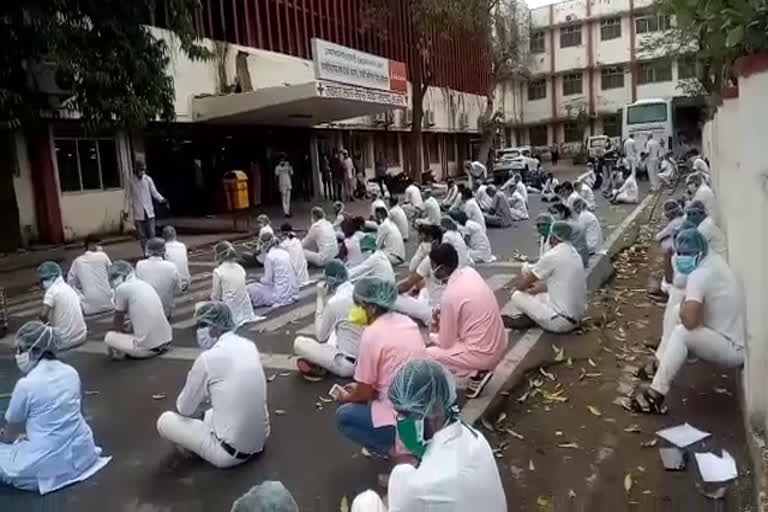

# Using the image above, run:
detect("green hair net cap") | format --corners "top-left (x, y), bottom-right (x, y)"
top-left (215, 241), bottom-right (238, 262)
top-left (108, 260), bottom-right (134, 280)
top-left (37, 261), bottom-right (62, 281)
top-left (360, 234), bottom-right (377, 253)
top-left (550, 220), bottom-right (574, 242)
top-left (675, 228), bottom-right (709, 258)
top-left (195, 301), bottom-right (235, 331)
top-left (15, 320), bottom-right (60, 353)
top-left (146, 237), bottom-right (166, 257)
top-left (230, 481), bottom-right (298, 512)
top-left (389, 359), bottom-right (458, 418)
top-left (679, 219), bottom-right (697, 231)
top-left (663, 199), bottom-right (682, 215)
top-left (353, 277), bottom-right (397, 309)
top-left (535, 212), bottom-right (553, 226)
top-left (440, 216), bottom-right (457, 231)
top-left (324, 259), bottom-right (348, 289)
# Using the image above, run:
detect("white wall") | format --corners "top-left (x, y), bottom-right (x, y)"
top-left (552, 0), bottom-right (587, 24)
top-left (555, 37), bottom-right (587, 73)
top-left (12, 132), bottom-right (37, 245)
top-left (594, 18), bottom-right (632, 65)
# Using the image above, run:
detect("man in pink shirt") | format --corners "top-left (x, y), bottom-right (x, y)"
top-left (427, 243), bottom-right (507, 395)
top-left (335, 278), bottom-right (426, 456)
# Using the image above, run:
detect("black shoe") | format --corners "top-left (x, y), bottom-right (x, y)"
top-left (502, 314), bottom-right (534, 330)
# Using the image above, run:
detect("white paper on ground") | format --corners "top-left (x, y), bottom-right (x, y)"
top-left (656, 423), bottom-right (711, 448)
top-left (695, 450), bottom-right (738, 482)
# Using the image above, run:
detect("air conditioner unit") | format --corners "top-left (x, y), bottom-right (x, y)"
top-left (458, 112), bottom-right (469, 129)
top-left (423, 110), bottom-right (435, 128)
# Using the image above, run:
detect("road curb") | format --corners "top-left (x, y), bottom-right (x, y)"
top-left (462, 193), bottom-right (657, 425)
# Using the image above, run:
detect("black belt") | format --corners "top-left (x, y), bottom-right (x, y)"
top-left (220, 440), bottom-right (254, 460)
top-left (554, 313), bottom-right (579, 325)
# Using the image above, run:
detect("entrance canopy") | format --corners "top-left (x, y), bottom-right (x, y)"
top-left (191, 80), bottom-right (408, 127)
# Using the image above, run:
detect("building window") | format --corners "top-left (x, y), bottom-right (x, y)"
top-left (603, 114), bottom-right (620, 137)
top-left (600, 17), bottom-right (622, 40)
top-left (562, 72), bottom-right (583, 96)
top-left (530, 125), bottom-right (548, 146)
top-left (601, 66), bottom-right (625, 89)
top-left (563, 122), bottom-right (582, 143)
top-left (528, 79), bottom-right (547, 101)
top-left (635, 14), bottom-right (671, 34)
top-left (678, 56), bottom-right (697, 79)
top-left (55, 137), bottom-right (121, 193)
top-left (560, 24), bottom-right (582, 48)
top-left (638, 60), bottom-right (673, 84)
top-left (530, 31), bottom-right (545, 53)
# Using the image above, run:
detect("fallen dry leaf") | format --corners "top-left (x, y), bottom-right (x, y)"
top-left (536, 496), bottom-right (549, 508)
top-left (640, 439), bottom-right (658, 448)
top-left (552, 344), bottom-right (565, 362)
top-left (637, 466), bottom-right (646, 472)
top-left (588, 358), bottom-right (597, 368)
top-left (279, 371), bottom-right (291, 377)
top-left (319, 395), bottom-right (333, 403)
top-left (267, 374), bottom-right (277, 382)
top-left (558, 442), bottom-right (580, 449)
top-left (555, 430), bottom-right (564, 437)
top-left (585, 372), bottom-right (603, 378)
top-left (361, 447), bottom-right (371, 458)
top-left (568, 489), bottom-right (576, 499)
top-left (481, 417), bottom-right (495, 432)
top-left (151, 393), bottom-right (167, 400)
top-left (84, 390), bottom-right (100, 396)
top-left (624, 473), bottom-right (633, 493)
top-left (517, 391), bottom-right (530, 403)
top-left (587, 405), bottom-right (602, 417)
top-left (539, 367), bottom-right (556, 381)
top-left (340, 495), bottom-right (349, 512)
top-left (274, 409), bottom-right (286, 416)
top-left (529, 459), bottom-right (536, 471)
top-left (624, 424), bottom-right (642, 433)
top-left (506, 429), bottom-right (525, 440)
top-left (496, 412), bottom-right (508, 425)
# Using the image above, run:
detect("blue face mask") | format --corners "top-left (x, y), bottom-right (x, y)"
top-left (676, 254), bottom-right (700, 275)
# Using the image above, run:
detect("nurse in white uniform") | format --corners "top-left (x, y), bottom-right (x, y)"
top-left (685, 200), bottom-right (727, 258)
top-left (450, 210), bottom-right (494, 264)
top-left (351, 359), bottom-right (507, 511)
top-left (279, 223), bottom-right (310, 286)
top-left (37, 261), bottom-right (87, 351)
top-left (157, 302), bottom-right (269, 468)
top-left (136, 237), bottom-right (181, 319)
top-left (211, 241), bottom-right (258, 326)
top-left (572, 198), bottom-right (603, 254)
top-left (246, 231), bottom-right (299, 308)
top-left (302, 207), bottom-right (339, 267)
top-left (66, 235), bottom-right (114, 315)
top-left (162, 226), bottom-right (191, 291)
top-left (1, 321), bottom-right (110, 494)
top-left (686, 172), bottom-right (719, 225)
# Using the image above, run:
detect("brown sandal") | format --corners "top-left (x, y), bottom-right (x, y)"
top-left (630, 388), bottom-right (668, 415)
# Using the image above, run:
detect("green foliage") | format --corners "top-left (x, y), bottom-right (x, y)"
top-left (0, 1), bottom-right (209, 129)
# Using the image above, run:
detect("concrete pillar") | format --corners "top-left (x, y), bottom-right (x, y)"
top-left (309, 135), bottom-right (321, 200)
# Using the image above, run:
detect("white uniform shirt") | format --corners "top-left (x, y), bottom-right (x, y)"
top-left (692, 183), bottom-right (719, 225)
top-left (693, 157), bottom-right (711, 178)
top-left (442, 231), bottom-right (471, 268)
top-left (623, 138), bottom-right (638, 160)
top-left (465, 220), bottom-right (492, 262)
top-left (114, 277), bottom-right (172, 349)
top-left (515, 181), bottom-right (528, 203)
top-left (404, 184), bottom-right (423, 208)
top-left (476, 186), bottom-right (493, 210)
top-left (344, 232), bottom-right (366, 267)
top-left (577, 210), bottom-right (603, 253)
top-left (43, 277), bottom-right (87, 348)
top-left (165, 240), bottom-right (191, 289)
top-left (685, 253), bottom-right (745, 345)
top-left (442, 185), bottom-right (459, 207)
top-left (617, 174), bottom-right (639, 202)
top-left (468, 161), bottom-right (488, 180)
top-left (280, 236), bottom-right (310, 285)
top-left (389, 205), bottom-right (409, 241)
top-left (211, 261), bottom-right (257, 326)
top-left (370, 198), bottom-right (388, 218)
top-left (566, 191), bottom-right (581, 211)
top-left (531, 242), bottom-right (587, 320)
top-left (136, 257), bottom-right (181, 317)
top-left (463, 198), bottom-right (486, 233)
top-left (646, 138), bottom-right (661, 159)
top-left (422, 197), bottom-right (441, 225)
top-left (376, 218), bottom-right (406, 262)
top-left (176, 332), bottom-right (269, 454)
top-left (303, 219), bottom-right (338, 261)
top-left (697, 216), bottom-right (728, 258)
top-left (579, 183), bottom-right (597, 211)
top-left (67, 250), bottom-right (113, 315)
top-left (415, 254), bottom-right (446, 307)
top-left (274, 162), bottom-right (293, 191)
top-left (260, 247), bottom-right (299, 305)
top-left (409, 242), bottom-right (432, 273)
top-left (127, 174), bottom-right (165, 221)
top-left (387, 422), bottom-right (506, 512)
top-left (348, 250), bottom-right (396, 282)
top-left (315, 281), bottom-right (364, 357)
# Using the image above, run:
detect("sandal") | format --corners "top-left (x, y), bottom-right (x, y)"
top-left (630, 388), bottom-right (668, 415)
top-left (296, 358), bottom-right (328, 382)
top-left (466, 371), bottom-right (494, 399)
top-left (634, 360), bottom-right (659, 381)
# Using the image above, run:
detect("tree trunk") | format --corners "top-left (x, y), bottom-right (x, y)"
top-left (477, 85), bottom-right (497, 170)
top-left (0, 132), bottom-right (22, 252)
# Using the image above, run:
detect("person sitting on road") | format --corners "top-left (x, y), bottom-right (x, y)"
top-left (332, 201), bottom-right (348, 230)
top-left (507, 185), bottom-right (530, 222)
top-left (162, 226), bottom-right (191, 291)
top-left (394, 224), bottom-right (445, 327)
top-left (66, 235), bottom-right (114, 315)
top-left (501, 173), bottom-right (528, 205)
top-left (335, 278), bottom-right (426, 457)
top-left (535, 212), bottom-right (554, 259)
top-left (576, 175), bottom-right (597, 211)
top-left (631, 229), bottom-right (745, 415)
top-left (684, 200), bottom-right (727, 258)
top-left (440, 216), bottom-right (472, 268)
top-left (475, 181), bottom-right (493, 211)
top-left (572, 198), bottom-right (603, 255)
top-left (294, 260), bottom-right (364, 379)
top-left (247, 231), bottom-right (299, 308)
top-left (450, 210), bottom-right (494, 264)
top-left (388, 196), bottom-right (409, 242)
top-left (686, 172), bottom-right (719, 225)
top-left (441, 177), bottom-right (459, 210)
top-left (0, 321), bottom-right (111, 494)
top-left (504, 221), bottom-right (586, 334)
top-left (461, 187), bottom-right (487, 233)
top-left (211, 242), bottom-right (258, 326)
top-left (651, 200), bottom-right (686, 298)
top-left (690, 150), bottom-right (711, 182)
top-left (374, 207), bottom-right (406, 265)
top-left (37, 261), bottom-right (87, 351)
top-left (464, 160), bottom-right (488, 189)
top-left (136, 237), bottom-right (181, 319)
top-left (104, 260), bottom-right (172, 359)
top-left (231, 481), bottom-right (299, 512)
top-left (303, 207), bottom-right (338, 268)
top-left (339, 217), bottom-right (366, 267)
top-left (449, 183), bottom-right (467, 212)
top-left (401, 180), bottom-right (424, 220)
top-left (279, 223), bottom-right (310, 286)
top-left (352, 359), bottom-right (507, 510)
top-left (425, 244), bottom-right (507, 397)
top-left (256, 214), bottom-right (274, 238)
top-left (253, 214), bottom-right (275, 266)
top-left (558, 181), bottom-right (580, 211)
top-left (541, 172), bottom-right (560, 202)
top-left (658, 152), bottom-right (677, 187)
top-left (482, 185), bottom-right (515, 228)
top-left (157, 302), bottom-right (269, 467)
top-left (549, 203), bottom-right (590, 267)
top-left (348, 234), bottom-right (396, 283)
top-left (369, 189), bottom-right (388, 219)
top-left (609, 170), bottom-right (639, 204)
top-left (417, 189), bottom-right (442, 227)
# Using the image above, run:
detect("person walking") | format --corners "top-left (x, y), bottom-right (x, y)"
top-left (342, 149), bottom-right (356, 202)
top-left (331, 149), bottom-right (345, 202)
top-left (274, 155), bottom-right (293, 217)
top-left (124, 154), bottom-right (168, 252)
top-left (645, 134), bottom-right (661, 192)
top-left (551, 144), bottom-right (560, 167)
top-left (321, 153), bottom-right (333, 200)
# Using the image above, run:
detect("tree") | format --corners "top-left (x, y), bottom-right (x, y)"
top-left (476, 0), bottom-right (531, 168)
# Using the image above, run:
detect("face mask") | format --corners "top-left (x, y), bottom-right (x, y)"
top-left (537, 224), bottom-right (551, 238)
top-left (15, 351), bottom-right (37, 374)
top-left (675, 254), bottom-right (700, 275)
top-left (348, 305), bottom-right (369, 326)
top-left (196, 327), bottom-right (217, 350)
top-left (41, 278), bottom-right (55, 290)
top-left (396, 417), bottom-right (428, 458)
top-left (110, 276), bottom-right (125, 289)
top-left (687, 184), bottom-right (697, 195)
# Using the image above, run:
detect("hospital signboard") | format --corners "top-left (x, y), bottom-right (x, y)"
top-left (316, 81), bottom-right (409, 107)
top-left (312, 38), bottom-right (408, 94)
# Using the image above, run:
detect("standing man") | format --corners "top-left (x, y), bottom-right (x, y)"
top-left (125, 154), bottom-right (168, 252)
top-left (623, 134), bottom-right (638, 176)
top-left (551, 144), bottom-right (560, 167)
top-left (374, 151), bottom-right (387, 196)
top-left (274, 154), bottom-right (293, 217)
top-left (331, 150), bottom-right (345, 202)
top-left (464, 160), bottom-right (487, 189)
top-left (321, 153), bottom-right (333, 200)
top-left (342, 149), bottom-right (356, 201)
top-left (645, 134), bottom-right (661, 191)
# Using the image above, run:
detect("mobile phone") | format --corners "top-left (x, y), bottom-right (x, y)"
top-left (328, 384), bottom-right (345, 400)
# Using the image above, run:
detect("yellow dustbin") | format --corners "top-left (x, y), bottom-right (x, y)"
top-left (222, 170), bottom-right (250, 211)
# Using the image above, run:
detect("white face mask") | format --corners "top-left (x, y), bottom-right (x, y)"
top-left (41, 278), bottom-right (56, 290)
top-left (196, 327), bottom-right (217, 350)
top-left (687, 183), bottom-right (697, 194)
top-left (15, 351), bottom-right (38, 374)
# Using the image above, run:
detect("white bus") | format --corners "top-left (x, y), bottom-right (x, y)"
top-left (621, 98), bottom-right (673, 152)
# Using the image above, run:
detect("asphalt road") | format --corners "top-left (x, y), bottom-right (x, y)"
top-left (0, 171), bottom-right (649, 511)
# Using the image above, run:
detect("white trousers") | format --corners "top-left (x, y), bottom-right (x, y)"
top-left (647, 159), bottom-right (660, 190)
top-left (401, 204), bottom-right (422, 221)
top-left (393, 291), bottom-right (434, 326)
top-left (280, 189), bottom-right (291, 216)
top-left (156, 410), bottom-right (252, 469)
top-left (469, 249), bottom-right (495, 264)
top-left (508, 291), bottom-right (576, 333)
top-left (304, 249), bottom-right (330, 268)
top-left (293, 335), bottom-right (356, 377)
top-left (104, 331), bottom-right (163, 359)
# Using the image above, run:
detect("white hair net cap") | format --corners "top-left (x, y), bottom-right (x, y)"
top-left (389, 359), bottom-right (458, 419)
top-left (230, 481), bottom-right (298, 512)
top-left (146, 237), bottom-right (166, 257)
top-left (351, 490), bottom-right (387, 512)
top-left (550, 221), bottom-right (575, 242)
top-left (15, 320), bottom-right (61, 353)
top-left (215, 241), bottom-right (238, 263)
top-left (108, 260), bottom-right (134, 281)
top-left (195, 301), bottom-right (235, 331)
top-left (162, 225), bottom-right (177, 241)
